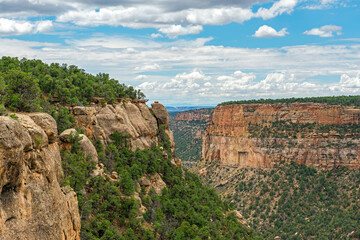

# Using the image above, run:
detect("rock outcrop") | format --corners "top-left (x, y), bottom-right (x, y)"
top-left (202, 103), bottom-right (360, 169)
top-left (151, 102), bottom-right (169, 127)
top-left (0, 113), bottom-right (80, 240)
top-left (175, 108), bottom-right (213, 122)
top-left (71, 101), bottom-right (168, 151)
top-left (59, 128), bottom-right (98, 163)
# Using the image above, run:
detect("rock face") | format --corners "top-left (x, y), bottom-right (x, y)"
top-left (151, 102), bottom-right (169, 127)
top-left (0, 113), bottom-right (80, 240)
top-left (202, 103), bottom-right (360, 169)
top-left (59, 128), bottom-right (98, 163)
top-left (71, 101), bottom-right (167, 150)
top-left (175, 108), bottom-right (213, 122)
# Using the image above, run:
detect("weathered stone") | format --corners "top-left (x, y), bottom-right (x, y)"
top-left (151, 102), bottom-right (169, 127)
top-left (59, 128), bottom-right (98, 163)
top-left (26, 113), bottom-right (58, 143)
top-left (71, 102), bottom-right (160, 150)
top-left (0, 114), bottom-right (80, 240)
top-left (202, 103), bottom-right (360, 170)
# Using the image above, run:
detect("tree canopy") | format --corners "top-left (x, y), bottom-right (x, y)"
top-left (0, 56), bottom-right (146, 113)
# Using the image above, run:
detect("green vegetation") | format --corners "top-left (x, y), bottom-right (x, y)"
top-left (169, 111), bottom-right (211, 167)
top-left (0, 56), bottom-right (145, 115)
top-left (62, 128), bottom-right (258, 239)
top-left (220, 95), bottom-right (360, 106)
top-left (209, 163), bottom-right (360, 239)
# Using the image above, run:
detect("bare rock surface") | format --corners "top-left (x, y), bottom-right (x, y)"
top-left (71, 101), bottom-right (159, 150)
top-left (59, 128), bottom-right (98, 163)
top-left (151, 102), bottom-right (169, 127)
top-left (0, 114), bottom-right (80, 240)
top-left (202, 103), bottom-right (360, 170)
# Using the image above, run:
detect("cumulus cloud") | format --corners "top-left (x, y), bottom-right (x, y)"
top-left (253, 25), bottom-right (288, 38)
top-left (55, 0), bottom-right (298, 37)
top-left (150, 33), bottom-right (163, 38)
top-left (255, 0), bottom-right (298, 20)
top-left (329, 72), bottom-right (360, 93)
top-left (134, 64), bottom-right (161, 72)
top-left (0, 18), bottom-right (53, 36)
top-left (158, 25), bottom-right (203, 38)
top-left (0, 36), bottom-right (359, 104)
top-left (304, 25), bottom-right (342, 37)
top-left (137, 69), bottom-right (340, 104)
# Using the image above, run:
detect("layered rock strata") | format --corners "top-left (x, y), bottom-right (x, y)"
top-left (0, 113), bottom-right (80, 240)
top-left (202, 103), bottom-right (360, 169)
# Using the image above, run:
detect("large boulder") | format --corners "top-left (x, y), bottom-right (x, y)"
top-left (59, 129), bottom-right (98, 163)
top-left (151, 102), bottom-right (169, 127)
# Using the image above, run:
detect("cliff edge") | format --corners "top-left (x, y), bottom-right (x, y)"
top-left (0, 113), bottom-right (80, 240)
top-left (202, 103), bottom-right (360, 169)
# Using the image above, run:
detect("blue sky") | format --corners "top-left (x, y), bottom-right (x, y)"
top-left (0, 0), bottom-right (359, 106)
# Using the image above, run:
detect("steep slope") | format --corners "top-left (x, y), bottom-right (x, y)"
top-left (0, 113), bottom-right (80, 240)
top-left (192, 98), bottom-right (360, 239)
top-left (169, 108), bottom-right (213, 167)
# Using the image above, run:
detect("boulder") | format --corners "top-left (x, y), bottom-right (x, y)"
top-left (151, 102), bottom-right (169, 127)
top-left (59, 129), bottom-right (98, 163)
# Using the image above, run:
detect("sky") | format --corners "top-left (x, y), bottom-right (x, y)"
top-left (0, 0), bottom-right (359, 106)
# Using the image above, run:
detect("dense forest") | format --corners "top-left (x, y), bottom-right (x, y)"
top-left (0, 56), bottom-right (145, 114)
top-left (220, 95), bottom-right (360, 106)
top-left (62, 128), bottom-right (259, 239)
top-left (196, 160), bottom-right (360, 239)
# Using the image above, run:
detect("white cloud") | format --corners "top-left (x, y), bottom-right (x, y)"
top-left (135, 75), bottom-right (148, 80)
top-left (253, 25), bottom-right (288, 38)
top-left (150, 33), bottom-right (163, 38)
top-left (304, 25), bottom-right (342, 37)
top-left (1, 36), bottom-right (359, 104)
top-left (256, 0), bottom-right (298, 20)
top-left (0, 18), bottom-right (53, 36)
top-left (134, 64), bottom-right (161, 72)
top-left (158, 25), bottom-right (203, 38)
top-left (55, 0), bottom-right (298, 37)
top-left (329, 72), bottom-right (360, 93)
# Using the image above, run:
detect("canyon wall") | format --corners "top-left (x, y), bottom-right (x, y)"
top-left (0, 101), bottom-right (175, 239)
top-left (202, 103), bottom-right (360, 169)
top-left (0, 113), bottom-right (80, 240)
top-left (175, 108), bottom-right (213, 122)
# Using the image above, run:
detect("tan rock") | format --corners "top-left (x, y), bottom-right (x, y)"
top-left (0, 115), bottom-right (80, 240)
top-left (59, 129), bottom-right (98, 163)
top-left (151, 102), bottom-right (169, 127)
top-left (202, 103), bottom-right (360, 170)
top-left (138, 173), bottom-right (166, 196)
top-left (25, 113), bottom-right (58, 143)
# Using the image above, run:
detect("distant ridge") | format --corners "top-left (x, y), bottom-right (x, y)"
top-left (220, 95), bottom-right (360, 107)
top-left (166, 106), bottom-right (214, 112)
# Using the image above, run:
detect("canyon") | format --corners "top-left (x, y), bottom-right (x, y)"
top-left (202, 103), bottom-right (360, 170)
top-left (0, 100), bottom-right (175, 240)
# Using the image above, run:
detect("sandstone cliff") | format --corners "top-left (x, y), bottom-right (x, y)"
top-left (0, 100), bottom-right (175, 240)
top-left (175, 108), bottom-right (213, 122)
top-left (202, 103), bottom-right (360, 169)
top-left (0, 113), bottom-right (80, 240)
top-left (70, 100), bottom-right (172, 151)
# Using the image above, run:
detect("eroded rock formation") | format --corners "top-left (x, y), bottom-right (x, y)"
top-left (71, 101), bottom-right (167, 151)
top-left (175, 109), bottom-right (213, 122)
top-left (202, 103), bottom-right (360, 169)
top-left (0, 113), bottom-right (80, 240)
